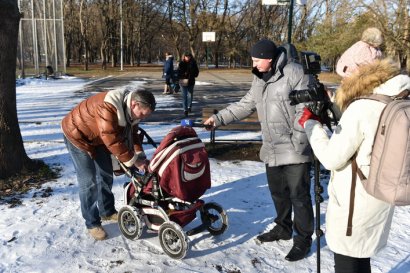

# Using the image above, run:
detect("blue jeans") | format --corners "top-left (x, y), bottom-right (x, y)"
top-left (181, 84), bottom-right (194, 111)
top-left (64, 136), bottom-right (116, 229)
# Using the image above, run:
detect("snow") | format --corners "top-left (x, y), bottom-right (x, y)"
top-left (1, 77), bottom-right (409, 273)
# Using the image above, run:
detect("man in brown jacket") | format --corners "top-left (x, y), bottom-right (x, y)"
top-left (62, 89), bottom-right (156, 240)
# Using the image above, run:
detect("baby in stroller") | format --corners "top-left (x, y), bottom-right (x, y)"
top-left (117, 125), bottom-right (228, 259)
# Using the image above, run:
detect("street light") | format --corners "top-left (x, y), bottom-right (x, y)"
top-left (262, 0), bottom-right (306, 44)
top-left (120, 0), bottom-right (123, 71)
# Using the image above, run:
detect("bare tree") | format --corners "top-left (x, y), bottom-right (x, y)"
top-left (0, 0), bottom-right (41, 182)
top-left (359, 0), bottom-right (410, 70)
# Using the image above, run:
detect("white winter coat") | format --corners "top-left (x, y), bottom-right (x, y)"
top-left (304, 60), bottom-right (410, 258)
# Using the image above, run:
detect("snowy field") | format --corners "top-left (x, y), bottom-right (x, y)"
top-left (0, 76), bottom-right (409, 273)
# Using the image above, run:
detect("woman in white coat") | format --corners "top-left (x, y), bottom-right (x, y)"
top-left (299, 58), bottom-right (410, 273)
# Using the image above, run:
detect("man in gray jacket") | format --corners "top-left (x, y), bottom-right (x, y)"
top-left (204, 39), bottom-right (314, 262)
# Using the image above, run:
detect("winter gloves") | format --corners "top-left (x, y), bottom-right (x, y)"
top-left (298, 108), bottom-right (321, 128)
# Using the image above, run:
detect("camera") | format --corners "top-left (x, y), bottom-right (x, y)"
top-left (289, 51), bottom-right (341, 127)
top-left (289, 51), bottom-right (326, 106)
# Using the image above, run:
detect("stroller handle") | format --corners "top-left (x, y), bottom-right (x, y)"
top-left (119, 162), bottom-right (152, 187)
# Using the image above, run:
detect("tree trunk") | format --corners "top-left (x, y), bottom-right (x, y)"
top-left (0, 0), bottom-right (36, 180)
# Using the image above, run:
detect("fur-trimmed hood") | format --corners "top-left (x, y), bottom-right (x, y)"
top-left (335, 58), bottom-right (407, 111)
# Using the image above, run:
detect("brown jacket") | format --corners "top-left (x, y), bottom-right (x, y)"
top-left (61, 90), bottom-right (143, 167)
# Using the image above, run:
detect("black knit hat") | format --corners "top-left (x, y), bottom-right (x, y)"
top-left (251, 39), bottom-right (278, 59)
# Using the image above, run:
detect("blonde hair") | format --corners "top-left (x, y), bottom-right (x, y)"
top-left (361, 27), bottom-right (383, 47)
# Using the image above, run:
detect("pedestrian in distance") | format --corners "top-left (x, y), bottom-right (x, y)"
top-left (178, 52), bottom-right (199, 117)
top-left (204, 39), bottom-right (314, 262)
top-left (163, 52), bottom-right (174, 94)
top-left (61, 89), bottom-right (156, 240)
top-left (299, 58), bottom-right (410, 273)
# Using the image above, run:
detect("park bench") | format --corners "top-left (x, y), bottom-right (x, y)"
top-left (201, 107), bottom-right (261, 143)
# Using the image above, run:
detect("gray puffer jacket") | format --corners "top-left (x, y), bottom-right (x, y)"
top-left (213, 51), bottom-right (312, 166)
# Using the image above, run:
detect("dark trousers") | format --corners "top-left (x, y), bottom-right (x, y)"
top-left (266, 163), bottom-right (313, 246)
top-left (334, 253), bottom-right (371, 273)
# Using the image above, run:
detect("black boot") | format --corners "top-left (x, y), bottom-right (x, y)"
top-left (256, 226), bottom-right (292, 243)
top-left (285, 243), bottom-right (310, 262)
top-left (184, 110), bottom-right (189, 117)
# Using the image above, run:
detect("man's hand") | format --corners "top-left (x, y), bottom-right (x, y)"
top-left (134, 159), bottom-right (149, 173)
top-left (298, 107), bottom-right (321, 128)
top-left (203, 117), bottom-right (216, 131)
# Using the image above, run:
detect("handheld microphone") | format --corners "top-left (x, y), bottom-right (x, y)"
top-left (180, 119), bottom-right (213, 129)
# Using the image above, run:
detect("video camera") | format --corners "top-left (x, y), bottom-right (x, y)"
top-left (289, 51), bottom-right (327, 106)
top-left (288, 51), bottom-right (340, 128)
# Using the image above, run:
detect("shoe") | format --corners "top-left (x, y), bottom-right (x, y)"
top-left (256, 226), bottom-right (292, 243)
top-left (188, 107), bottom-right (192, 113)
top-left (163, 91), bottom-right (170, 94)
top-left (184, 110), bottom-right (188, 117)
top-left (88, 226), bottom-right (107, 240)
top-left (285, 244), bottom-right (310, 262)
top-left (101, 212), bottom-right (118, 221)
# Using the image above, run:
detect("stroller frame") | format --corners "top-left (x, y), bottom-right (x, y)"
top-left (117, 128), bottom-right (228, 259)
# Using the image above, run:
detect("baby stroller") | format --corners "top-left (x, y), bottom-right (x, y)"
top-left (117, 126), bottom-right (228, 259)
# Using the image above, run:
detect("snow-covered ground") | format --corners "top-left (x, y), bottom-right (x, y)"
top-left (0, 77), bottom-right (409, 273)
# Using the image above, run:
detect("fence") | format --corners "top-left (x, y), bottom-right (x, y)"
top-left (17, 0), bottom-right (65, 78)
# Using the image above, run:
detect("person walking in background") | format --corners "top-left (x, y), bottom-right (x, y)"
top-left (61, 89), bottom-right (156, 240)
top-left (178, 52), bottom-right (199, 117)
top-left (336, 27), bottom-right (383, 78)
top-left (299, 58), bottom-right (408, 273)
top-left (204, 39), bottom-right (314, 262)
top-left (163, 52), bottom-right (174, 94)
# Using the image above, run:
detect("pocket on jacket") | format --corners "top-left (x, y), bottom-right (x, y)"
top-left (272, 123), bottom-right (292, 135)
top-left (291, 130), bottom-right (310, 154)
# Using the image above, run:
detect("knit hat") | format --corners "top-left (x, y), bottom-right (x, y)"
top-left (251, 39), bottom-right (278, 59)
top-left (336, 28), bottom-right (383, 78)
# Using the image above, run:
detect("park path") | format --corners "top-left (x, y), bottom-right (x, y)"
top-left (81, 68), bottom-right (253, 123)
top-left (79, 68), bottom-right (338, 124)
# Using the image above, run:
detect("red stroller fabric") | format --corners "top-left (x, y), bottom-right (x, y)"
top-left (147, 126), bottom-right (211, 202)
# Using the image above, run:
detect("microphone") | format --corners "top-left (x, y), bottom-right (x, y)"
top-left (181, 119), bottom-right (212, 129)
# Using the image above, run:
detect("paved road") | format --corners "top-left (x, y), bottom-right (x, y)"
top-left (80, 68), bottom-right (338, 124)
top-left (82, 69), bottom-right (254, 123)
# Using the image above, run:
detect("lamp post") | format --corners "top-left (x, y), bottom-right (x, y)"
top-left (262, 0), bottom-right (306, 44)
top-left (120, 0), bottom-right (123, 71)
top-left (287, 0), bottom-right (294, 43)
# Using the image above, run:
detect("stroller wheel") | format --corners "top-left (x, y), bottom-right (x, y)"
top-left (118, 205), bottom-right (143, 240)
top-left (200, 202), bottom-right (228, 236)
top-left (158, 221), bottom-right (189, 259)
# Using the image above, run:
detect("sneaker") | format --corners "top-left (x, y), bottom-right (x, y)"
top-left (101, 212), bottom-right (118, 222)
top-left (256, 226), bottom-right (292, 243)
top-left (285, 244), bottom-right (310, 262)
top-left (88, 226), bottom-right (107, 240)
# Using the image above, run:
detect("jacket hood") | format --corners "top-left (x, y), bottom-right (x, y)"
top-left (335, 58), bottom-right (401, 111)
